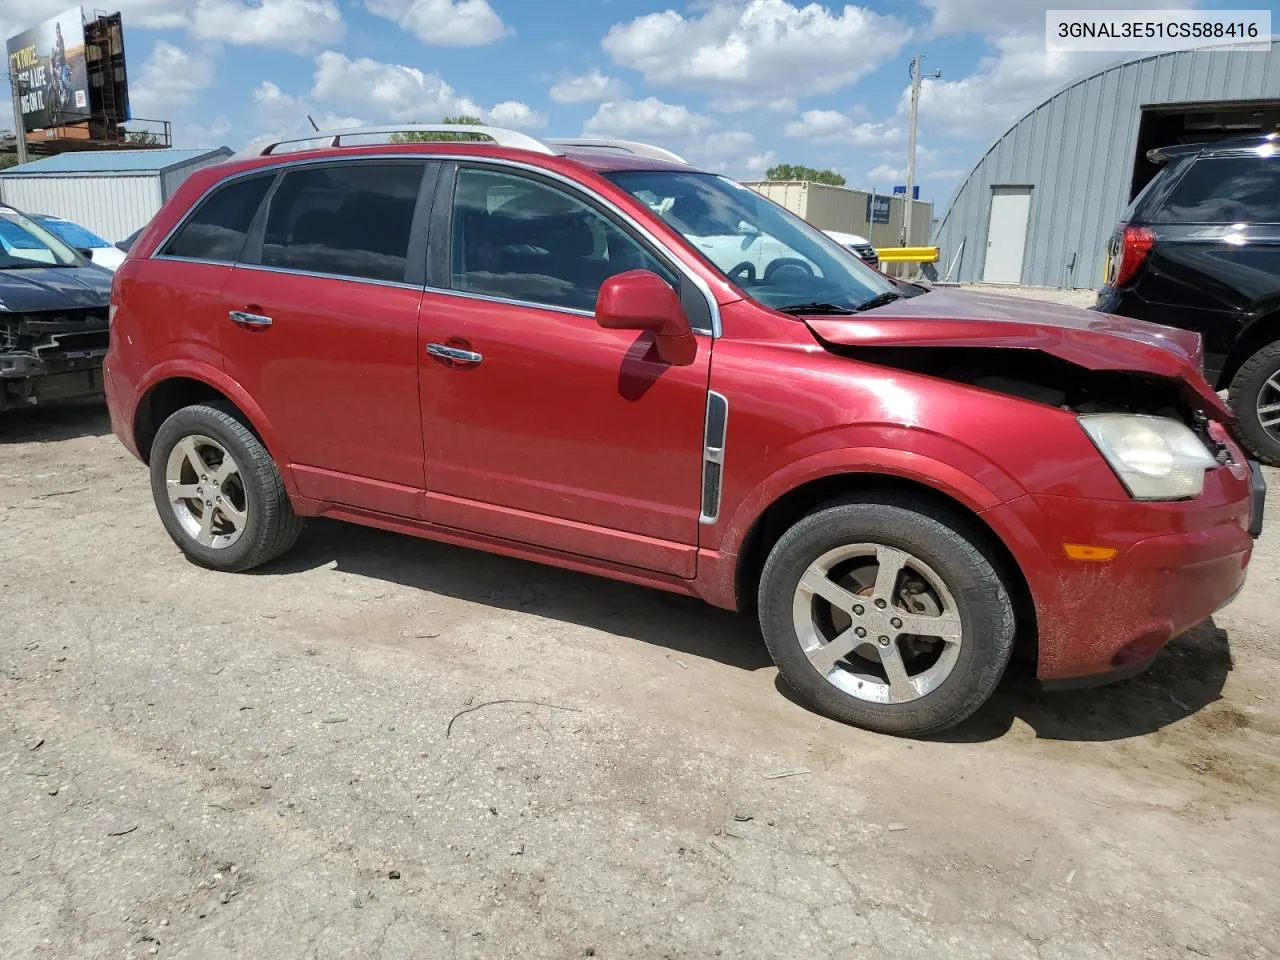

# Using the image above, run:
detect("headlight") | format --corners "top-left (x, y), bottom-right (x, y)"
top-left (1078, 414), bottom-right (1216, 501)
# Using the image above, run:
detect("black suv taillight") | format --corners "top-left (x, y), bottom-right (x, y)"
top-left (1111, 225), bottom-right (1155, 288)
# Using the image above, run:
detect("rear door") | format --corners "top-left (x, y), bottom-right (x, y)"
top-left (146, 172), bottom-right (276, 370)
top-left (219, 159), bottom-right (437, 517)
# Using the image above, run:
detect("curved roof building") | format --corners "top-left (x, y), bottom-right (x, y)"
top-left (932, 40), bottom-right (1280, 288)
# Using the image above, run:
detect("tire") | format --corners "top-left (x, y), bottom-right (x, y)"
top-left (149, 403), bottom-right (304, 572)
top-left (758, 497), bottom-right (1015, 737)
top-left (1228, 341), bottom-right (1280, 466)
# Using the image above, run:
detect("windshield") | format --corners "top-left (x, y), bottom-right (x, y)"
top-left (34, 216), bottom-right (110, 250)
top-left (0, 208), bottom-right (80, 268)
top-left (607, 171), bottom-right (899, 312)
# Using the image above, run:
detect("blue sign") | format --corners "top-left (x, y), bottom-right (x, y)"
top-left (893, 185), bottom-right (921, 199)
top-left (866, 194), bottom-right (891, 224)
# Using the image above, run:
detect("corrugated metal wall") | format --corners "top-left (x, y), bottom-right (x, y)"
top-left (0, 174), bottom-right (162, 242)
top-left (745, 181), bottom-right (934, 246)
top-left (934, 41), bottom-right (1280, 288)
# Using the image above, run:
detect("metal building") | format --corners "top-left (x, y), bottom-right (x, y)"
top-left (933, 40), bottom-right (1280, 289)
top-left (0, 147), bottom-right (231, 244)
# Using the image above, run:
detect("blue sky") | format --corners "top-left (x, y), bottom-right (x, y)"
top-left (2, 0), bottom-right (1246, 208)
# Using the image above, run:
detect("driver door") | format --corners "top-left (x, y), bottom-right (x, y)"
top-left (418, 163), bottom-right (713, 577)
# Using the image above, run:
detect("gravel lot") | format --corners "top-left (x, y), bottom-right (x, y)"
top-left (2, 400), bottom-right (1278, 960)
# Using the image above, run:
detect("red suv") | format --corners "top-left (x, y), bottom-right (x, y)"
top-left (104, 125), bottom-right (1265, 736)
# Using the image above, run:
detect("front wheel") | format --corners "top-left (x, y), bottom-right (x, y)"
top-left (758, 499), bottom-right (1015, 737)
top-left (149, 403), bottom-right (304, 572)
top-left (1228, 341), bottom-right (1280, 466)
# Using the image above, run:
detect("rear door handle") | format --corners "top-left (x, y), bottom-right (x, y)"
top-left (229, 310), bottom-right (273, 328)
top-left (426, 342), bottom-right (483, 366)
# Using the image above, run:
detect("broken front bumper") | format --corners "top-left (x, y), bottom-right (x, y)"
top-left (1, 352), bottom-right (107, 410)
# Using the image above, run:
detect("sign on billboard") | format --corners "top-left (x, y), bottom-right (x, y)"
top-left (7, 7), bottom-right (91, 133)
top-left (867, 194), bottom-right (892, 224)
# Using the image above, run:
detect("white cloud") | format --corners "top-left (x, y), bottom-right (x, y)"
top-left (583, 97), bottom-right (716, 140)
top-left (192, 0), bottom-right (344, 53)
top-left (485, 100), bottom-right (547, 130)
top-left (311, 51), bottom-right (482, 121)
top-left (602, 0), bottom-right (909, 97)
top-left (127, 41), bottom-right (216, 117)
top-left (744, 150), bottom-right (777, 177)
top-left (173, 115), bottom-right (234, 148)
top-left (0, 0), bottom-right (189, 41)
top-left (251, 80), bottom-right (361, 140)
top-left (549, 69), bottom-right (628, 104)
top-left (307, 51), bottom-right (542, 132)
top-left (907, 33), bottom-right (1115, 140)
top-left (582, 98), bottom-right (761, 177)
top-left (363, 0), bottom-right (509, 46)
top-left (784, 109), bottom-right (905, 148)
top-left (922, 0), bottom-right (1197, 36)
top-left (708, 95), bottom-right (797, 114)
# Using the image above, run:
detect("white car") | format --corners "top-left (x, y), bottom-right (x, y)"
top-left (31, 215), bottom-right (126, 271)
top-left (823, 230), bottom-right (880, 269)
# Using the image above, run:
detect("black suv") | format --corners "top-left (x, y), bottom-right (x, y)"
top-left (1097, 132), bottom-right (1280, 463)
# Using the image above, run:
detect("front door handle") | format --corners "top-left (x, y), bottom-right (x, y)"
top-left (229, 310), bottom-right (273, 328)
top-left (427, 342), bottom-right (483, 366)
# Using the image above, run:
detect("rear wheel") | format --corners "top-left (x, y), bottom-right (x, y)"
top-left (758, 498), bottom-right (1015, 737)
top-left (149, 404), bottom-right (304, 572)
top-left (1229, 341), bottom-right (1280, 466)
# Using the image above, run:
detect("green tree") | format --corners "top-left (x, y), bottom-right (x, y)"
top-left (124, 129), bottom-right (161, 145)
top-left (390, 115), bottom-right (488, 143)
top-left (765, 163), bottom-right (846, 186)
top-left (0, 153), bottom-right (19, 170)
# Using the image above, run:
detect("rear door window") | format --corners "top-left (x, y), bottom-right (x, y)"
top-left (260, 162), bottom-right (425, 283)
top-left (1155, 156), bottom-right (1280, 224)
top-left (161, 174), bottom-right (273, 262)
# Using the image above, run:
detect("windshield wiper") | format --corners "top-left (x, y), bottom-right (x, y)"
top-left (775, 301), bottom-right (856, 315)
top-left (854, 291), bottom-right (905, 312)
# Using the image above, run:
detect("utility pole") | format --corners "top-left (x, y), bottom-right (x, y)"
top-left (900, 55), bottom-right (940, 247)
top-left (8, 73), bottom-right (29, 165)
top-left (901, 54), bottom-right (920, 247)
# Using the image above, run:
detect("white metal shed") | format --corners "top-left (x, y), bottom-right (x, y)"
top-left (0, 147), bottom-right (231, 244)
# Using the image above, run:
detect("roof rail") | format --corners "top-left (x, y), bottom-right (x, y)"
top-left (234, 124), bottom-right (561, 159)
top-left (546, 138), bottom-right (688, 165)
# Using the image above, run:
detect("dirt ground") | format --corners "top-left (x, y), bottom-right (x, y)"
top-left (2, 401), bottom-right (1278, 960)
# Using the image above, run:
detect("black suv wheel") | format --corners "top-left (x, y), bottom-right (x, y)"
top-left (1229, 341), bottom-right (1280, 466)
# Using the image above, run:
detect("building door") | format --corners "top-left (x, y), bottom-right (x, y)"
top-left (982, 186), bottom-right (1032, 284)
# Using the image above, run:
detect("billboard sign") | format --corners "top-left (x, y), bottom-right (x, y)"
top-left (867, 194), bottom-right (892, 224)
top-left (893, 185), bottom-right (921, 199)
top-left (7, 7), bottom-right (91, 133)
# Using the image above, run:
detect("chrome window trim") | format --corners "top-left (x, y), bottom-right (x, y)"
top-left (150, 151), bottom-right (722, 338)
top-left (423, 285), bottom-right (596, 319)
top-left (153, 255), bottom-right (425, 292)
top-left (234, 262), bottom-right (424, 291)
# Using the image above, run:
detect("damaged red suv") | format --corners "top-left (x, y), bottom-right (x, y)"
top-left (104, 126), bottom-right (1266, 736)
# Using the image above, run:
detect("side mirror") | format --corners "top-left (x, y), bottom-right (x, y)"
top-left (596, 270), bottom-right (697, 366)
top-left (76, 246), bottom-right (96, 260)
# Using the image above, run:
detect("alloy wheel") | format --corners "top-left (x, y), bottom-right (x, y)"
top-left (164, 434), bottom-right (248, 549)
top-left (791, 543), bottom-right (964, 704)
top-left (1258, 373), bottom-right (1280, 442)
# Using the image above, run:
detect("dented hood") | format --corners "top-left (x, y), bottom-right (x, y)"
top-left (804, 287), bottom-right (1232, 420)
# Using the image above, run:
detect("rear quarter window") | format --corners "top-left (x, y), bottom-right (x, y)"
top-left (1154, 156), bottom-right (1280, 224)
top-left (161, 174), bottom-right (274, 262)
